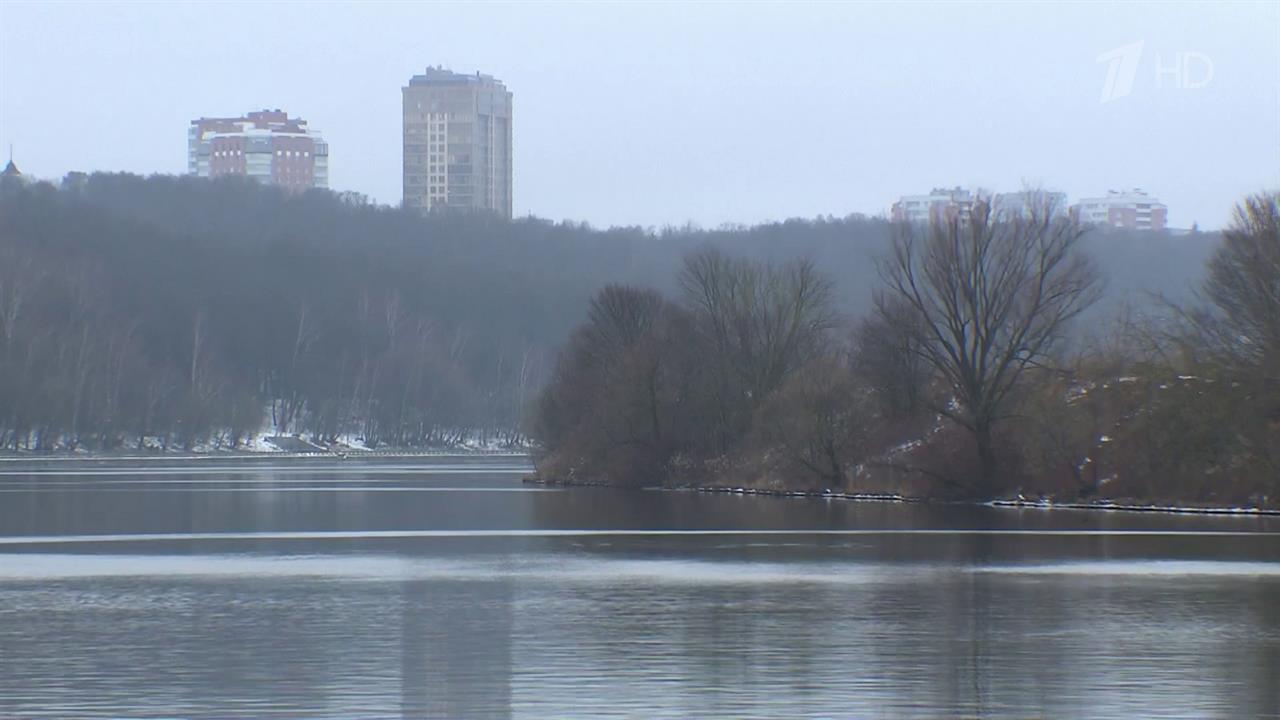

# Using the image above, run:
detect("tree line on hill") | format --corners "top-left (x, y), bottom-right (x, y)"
top-left (0, 172), bottom-right (1224, 460)
top-left (531, 192), bottom-right (1280, 507)
top-left (0, 172), bottom-right (887, 451)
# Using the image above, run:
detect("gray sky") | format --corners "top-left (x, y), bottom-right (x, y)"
top-left (2, 1), bottom-right (1277, 229)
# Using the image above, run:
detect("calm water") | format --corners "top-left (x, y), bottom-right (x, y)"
top-left (0, 457), bottom-right (1277, 719)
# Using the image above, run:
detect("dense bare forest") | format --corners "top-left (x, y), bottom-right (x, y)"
top-left (0, 173), bottom-right (887, 450)
top-left (0, 173), bottom-right (1225, 464)
top-left (532, 192), bottom-right (1280, 507)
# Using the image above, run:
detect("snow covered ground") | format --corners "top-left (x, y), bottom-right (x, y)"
top-left (0, 428), bottom-right (530, 461)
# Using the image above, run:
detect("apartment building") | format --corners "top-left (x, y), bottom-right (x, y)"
top-left (1071, 189), bottom-right (1167, 231)
top-left (402, 67), bottom-right (513, 217)
top-left (891, 187), bottom-right (976, 225)
top-left (188, 110), bottom-right (329, 192)
top-left (893, 188), bottom-right (1071, 225)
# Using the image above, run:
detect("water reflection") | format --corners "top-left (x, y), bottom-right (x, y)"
top-left (401, 577), bottom-right (513, 719)
top-left (0, 458), bottom-right (1276, 719)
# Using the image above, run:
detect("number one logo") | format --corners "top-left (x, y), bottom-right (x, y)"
top-left (1096, 41), bottom-right (1144, 103)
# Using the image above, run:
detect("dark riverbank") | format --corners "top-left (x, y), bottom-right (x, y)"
top-left (0, 443), bottom-right (529, 458)
top-left (523, 474), bottom-right (1280, 517)
top-left (0, 448), bottom-right (530, 466)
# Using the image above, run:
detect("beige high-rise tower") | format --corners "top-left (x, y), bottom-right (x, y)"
top-left (402, 67), bottom-right (513, 218)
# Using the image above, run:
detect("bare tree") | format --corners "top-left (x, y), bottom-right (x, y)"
top-left (753, 356), bottom-right (867, 488)
top-left (1183, 192), bottom-right (1280, 381)
top-left (530, 285), bottom-right (701, 486)
top-left (583, 284), bottom-right (667, 374)
top-left (680, 248), bottom-right (837, 451)
top-left (853, 295), bottom-right (929, 419)
top-left (0, 248), bottom-right (38, 351)
top-left (877, 192), bottom-right (1102, 494)
top-left (1168, 192), bottom-right (1280, 487)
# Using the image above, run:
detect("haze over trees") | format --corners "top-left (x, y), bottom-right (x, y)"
top-left (0, 172), bottom-right (891, 451)
top-left (0, 172), bottom-right (1236, 476)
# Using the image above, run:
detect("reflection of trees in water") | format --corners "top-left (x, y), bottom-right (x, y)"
top-left (524, 485), bottom-right (1011, 534)
top-left (400, 578), bottom-right (513, 719)
top-left (447, 506), bottom-right (1280, 718)
top-left (0, 579), bottom-right (417, 715)
top-left (1243, 582), bottom-right (1279, 719)
top-left (418, 489), bottom-right (1278, 718)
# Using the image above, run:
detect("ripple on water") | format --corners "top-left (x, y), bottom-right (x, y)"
top-left (2, 552), bottom-right (1278, 584)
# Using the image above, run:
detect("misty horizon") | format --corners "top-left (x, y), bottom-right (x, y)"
top-left (2, 1), bottom-right (1277, 230)
top-left (2, 4), bottom-right (1279, 718)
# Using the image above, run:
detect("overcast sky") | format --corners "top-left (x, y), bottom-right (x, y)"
top-left (1, 1), bottom-right (1277, 229)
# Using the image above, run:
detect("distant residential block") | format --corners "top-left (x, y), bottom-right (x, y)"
top-left (188, 110), bottom-right (329, 192)
top-left (992, 190), bottom-right (1068, 218)
top-left (892, 188), bottom-right (1071, 225)
top-left (402, 67), bottom-right (513, 218)
top-left (891, 187), bottom-right (976, 225)
top-left (1071, 189), bottom-right (1167, 231)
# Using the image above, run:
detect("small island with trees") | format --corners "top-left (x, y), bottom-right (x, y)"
top-left (529, 192), bottom-right (1280, 511)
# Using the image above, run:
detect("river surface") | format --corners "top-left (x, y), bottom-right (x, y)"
top-left (0, 456), bottom-right (1277, 719)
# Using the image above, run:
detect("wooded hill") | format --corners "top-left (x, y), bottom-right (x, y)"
top-left (0, 173), bottom-right (1218, 455)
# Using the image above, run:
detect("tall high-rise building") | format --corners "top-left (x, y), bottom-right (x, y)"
top-left (188, 110), bottom-right (329, 192)
top-left (402, 67), bottom-right (513, 217)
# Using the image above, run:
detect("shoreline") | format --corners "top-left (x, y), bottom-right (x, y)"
top-left (2, 453), bottom-right (1271, 517)
top-left (524, 476), bottom-right (1280, 517)
top-left (0, 449), bottom-right (531, 464)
